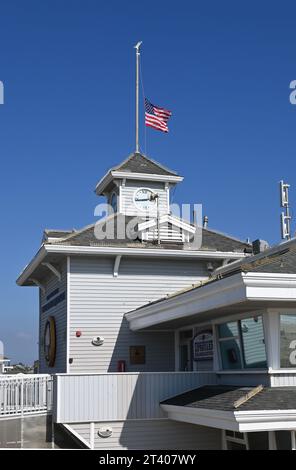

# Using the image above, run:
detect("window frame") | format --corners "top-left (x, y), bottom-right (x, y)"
top-left (215, 314), bottom-right (267, 372)
top-left (279, 313), bottom-right (296, 369)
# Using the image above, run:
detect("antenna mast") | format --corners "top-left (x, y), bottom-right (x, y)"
top-left (134, 41), bottom-right (142, 153)
top-left (280, 180), bottom-right (292, 240)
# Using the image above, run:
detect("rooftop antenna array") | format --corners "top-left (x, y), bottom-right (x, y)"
top-left (280, 180), bottom-right (291, 240)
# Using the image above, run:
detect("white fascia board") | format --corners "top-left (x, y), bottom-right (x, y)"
top-left (126, 271), bottom-right (296, 331)
top-left (45, 244), bottom-right (246, 259)
top-left (161, 404), bottom-right (296, 432)
top-left (235, 410), bottom-right (296, 432)
top-left (244, 272), bottom-right (296, 301)
top-left (126, 273), bottom-right (246, 331)
top-left (161, 404), bottom-right (239, 431)
top-left (111, 171), bottom-right (183, 183)
top-left (95, 171), bottom-right (183, 194)
top-left (16, 245), bottom-right (47, 286)
top-left (16, 243), bottom-right (246, 286)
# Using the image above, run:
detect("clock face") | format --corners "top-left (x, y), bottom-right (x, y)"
top-left (110, 192), bottom-right (117, 213)
top-left (134, 188), bottom-right (156, 211)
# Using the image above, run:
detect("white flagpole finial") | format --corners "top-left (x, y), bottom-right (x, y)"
top-left (134, 41), bottom-right (142, 153)
top-left (134, 41), bottom-right (142, 51)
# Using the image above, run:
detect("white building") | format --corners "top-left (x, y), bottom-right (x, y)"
top-left (15, 152), bottom-right (296, 450)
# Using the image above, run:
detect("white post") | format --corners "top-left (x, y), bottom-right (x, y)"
top-left (268, 431), bottom-right (277, 450)
top-left (291, 430), bottom-right (296, 450)
top-left (134, 41), bottom-right (142, 153)
top-left (90, 422), bottom-right (95, 450)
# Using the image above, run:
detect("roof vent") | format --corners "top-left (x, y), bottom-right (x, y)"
top-left (203, 216), bottom-right (208, 229)
top-left (252, 239), bottom-right (269, 255)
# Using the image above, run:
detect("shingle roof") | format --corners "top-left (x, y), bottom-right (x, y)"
top-left (161, 385), bottom-right (296, 411)
top-left (45, 214), bottom-right (250, 252)
top-left (112, 152), bottom-right (178, 176)
top-left (242, 246), bottom-right (296, 274)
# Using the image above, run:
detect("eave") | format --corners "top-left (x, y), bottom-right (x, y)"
top-left (16, 244), bottom-right (248, 287)
top-left (95, 171), bottom-right (184, 195)
top-left (161, 404), bottom-right (296, 432)
top-left (125, 272), bottom-right (296, 331)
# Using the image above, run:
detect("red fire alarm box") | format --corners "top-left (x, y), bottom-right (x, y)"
top-left (117, 360), bottom-right (126, 372)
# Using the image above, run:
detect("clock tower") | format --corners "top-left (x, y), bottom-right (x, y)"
top-left (95, 151), bottom-right (183, 217)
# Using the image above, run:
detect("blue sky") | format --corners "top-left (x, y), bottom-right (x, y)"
top-left (1, 0), bottom-right (296, 364)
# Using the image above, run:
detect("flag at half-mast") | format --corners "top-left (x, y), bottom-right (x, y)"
top-left (145, 98), bottom-right (172, 133)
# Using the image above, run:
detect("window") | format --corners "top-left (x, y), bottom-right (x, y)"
top-left (217, 316), bottom-right (267, 370)
top-left (223, 430), bottom-right (248, 450)
top-left (280, 314), bottom-right (296, 368)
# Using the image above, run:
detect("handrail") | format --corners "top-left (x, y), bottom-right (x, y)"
top-left (0, 374), bottom-right (52, 418)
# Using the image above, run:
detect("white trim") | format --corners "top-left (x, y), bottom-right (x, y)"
top-left (269, 368), bottom-right (296, 373)
top-left (90, 422), bottom-right (95, 450)
top-left (161, 404), bottom-right (239, 431)
top-left (17, 245), bottom-right (246, 286)
top-left (161, 404), bottom-right (296, 432)
top-left (95, 171), bottom-right (183, 194)
top-left (216, 370), bottom-right (267, 375)
top-left (29, 278), bottom-right (45, 294)
top-left (113, 255), bottom-right (122, 278)
top-left (66, 256), bottom-right (70, 374)
top-left (126, 272), bottom-right (296, 331)
top-left (268, 431), bottom-right (277, 450)
top-left (235, 409), bottom-right (296, 432)
top-left (41, 262), bottom-right (62, 282)
top-left (62, 424), bottom-right (91, 449)
top-left (55, 371), bottom-right (211, 376)
top-left (291, 430), bottom-right (296, 450)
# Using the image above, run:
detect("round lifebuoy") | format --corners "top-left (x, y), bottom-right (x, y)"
top-left (44, 316), bottom-right (56, 367)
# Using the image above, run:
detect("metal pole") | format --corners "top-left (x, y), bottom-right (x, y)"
top-left (134, 42), bottom-right (142, 153)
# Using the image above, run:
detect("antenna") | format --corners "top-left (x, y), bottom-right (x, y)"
top-left (280, 180), bottom-right (291, 240)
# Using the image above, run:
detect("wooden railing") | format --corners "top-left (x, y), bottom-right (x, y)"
top-left (0, 374), bottom-right (52, 418)
top-left (54, 371), bottom-right (217, 423)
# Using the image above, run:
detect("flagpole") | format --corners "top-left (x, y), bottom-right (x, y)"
top-left (134, 41), bottom-right (142, 153)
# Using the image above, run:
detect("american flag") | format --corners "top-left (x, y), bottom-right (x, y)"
top-left (145, 98), bottom-right (172, 133)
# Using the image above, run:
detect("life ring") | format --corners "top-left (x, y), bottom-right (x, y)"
top-left (44, 316), bottom-right (56, 367)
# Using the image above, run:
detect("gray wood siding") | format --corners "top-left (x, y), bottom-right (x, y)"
top-left (121, 180), bottom-right (168, 216)
top-left (67, 420), bottom-right (222, 450)
top-left (39, 262), bottom-right (67, 374)
top-left (69, 256), bottom-right (208, 373)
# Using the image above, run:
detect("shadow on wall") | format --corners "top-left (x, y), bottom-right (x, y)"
top-left (108, 317), bottom-right (175, 372)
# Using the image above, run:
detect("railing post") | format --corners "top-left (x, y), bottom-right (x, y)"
top-left (20, 377), bottom-right (24, 417)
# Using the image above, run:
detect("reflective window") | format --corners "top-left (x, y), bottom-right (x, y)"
top-left (218, 322), bottom-right (238, 339)
top-left (218, 316), bottom-right (267, 370)
top-left (280, 314), bottom-right (296, 368)
top-left (241, 317), bottom-right (267, 369)
top-left (220, 338), bottom-right (242, 369)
